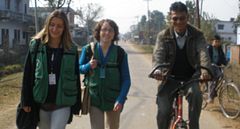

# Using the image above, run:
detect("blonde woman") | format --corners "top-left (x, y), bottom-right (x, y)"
top-left (20, 9), bottom-right (81, 129)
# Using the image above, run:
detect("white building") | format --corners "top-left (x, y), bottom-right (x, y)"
top-left (214, 19), bottom-right (237, 44)
top-left (0, 0), bottom-right (33, 49)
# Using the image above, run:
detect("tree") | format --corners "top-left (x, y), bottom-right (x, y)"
top-left (185, 0), bottom-right (196, 25)
top-left (200, 12), bottom-right (216, 41)
top-left (44, 0), bottom-right (72, 10)
top-left (131, 11), bottom-right (166, 44)
top-left (148, 10), bottom-right (166, 43)
top-left (236, 15), bottom-right (240, 23)
top-left (76, 3), bottom-right (103, 36)
top-left (139, 15), bottom-right (147, 31)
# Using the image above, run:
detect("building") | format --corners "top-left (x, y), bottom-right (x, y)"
top-left (0, 0), bottom-right (33, 49)
top-left (29, 7), bottom-right (87, 46)
top-left (214, 19), bottom-right (237, 44)
top-left (29, 7), bottom-right (76, 31)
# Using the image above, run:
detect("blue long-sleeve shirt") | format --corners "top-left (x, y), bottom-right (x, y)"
top-left (79, 44), bottom-right (131, 105)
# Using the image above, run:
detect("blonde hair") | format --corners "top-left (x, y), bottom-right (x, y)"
top-left (33, 9), bottom-right (72, 50)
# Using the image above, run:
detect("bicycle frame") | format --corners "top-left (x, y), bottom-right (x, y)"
top-left (170, 88), bottom-right (188, 129)
top-left (169, 80), bottom-right (196, 129)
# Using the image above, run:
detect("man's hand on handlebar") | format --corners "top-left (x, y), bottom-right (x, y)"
top-left (153, 70), bottom-right (166, 81)
top-left (200, 71), bottom-right (212, 83)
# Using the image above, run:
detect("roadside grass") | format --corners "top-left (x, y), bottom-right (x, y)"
top-left (0, 72), bottom-right (22, 110)
top-left (224, 64), bottom-right (240, 88)
top-left (0, 64), bottom-right (23, 79)
top-left (131, 43), bottom-right (154, 54)
top-left (0, 72), bottom-right (22, 129)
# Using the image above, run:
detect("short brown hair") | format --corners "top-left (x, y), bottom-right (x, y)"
top-left (93, 19), bottom-right (119, 43)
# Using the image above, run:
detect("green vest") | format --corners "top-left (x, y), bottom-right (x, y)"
top-left (84, 45), bottom-right (121, 111)
top-left (29, 39), bottom-right (78, 106)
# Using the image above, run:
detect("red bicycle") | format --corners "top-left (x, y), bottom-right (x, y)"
top-left (149, 64), bottom-right (211, 129)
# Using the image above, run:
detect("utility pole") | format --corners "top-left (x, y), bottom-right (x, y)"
top-left (144, 0), bottom-right (151, 44)
top-left (34, 0), bottom-right (39, 34)
top-left (196, 0), bottom-right (201, 29)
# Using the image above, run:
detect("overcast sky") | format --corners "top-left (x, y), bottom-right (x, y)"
top-left (34, 0), bottom-right (239, 33)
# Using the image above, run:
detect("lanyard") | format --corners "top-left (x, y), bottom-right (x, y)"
top-left (49, 48), bottom-right (62, 73)
top-left (97, 43), bottom-right (113, 67)
top-left (50, 52), bottom-right (54, 73)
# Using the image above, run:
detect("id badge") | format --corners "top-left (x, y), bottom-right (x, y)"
top-left (49, 73), bottom-right (56, 85)
top-left (100, 67), bottom-right (106, 78)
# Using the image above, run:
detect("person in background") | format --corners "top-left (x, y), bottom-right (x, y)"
top-left (79, 19), bottom-right (131, 129)
top-left (20, 9), bottom-right (81, 129)
top-left (207, 34), bottom-right (227, 103)
top-left (151, 2), bottom-right (212, 129)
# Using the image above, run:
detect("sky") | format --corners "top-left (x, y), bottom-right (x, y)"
top-left (35, 0), bottom-right (239, 33)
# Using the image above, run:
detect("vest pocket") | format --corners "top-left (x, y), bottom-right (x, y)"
top-left (104, 88), bottom-right (120, 103)
top-left (61, 76), bottom-right (78, 105)
top-left (62, 89), bottom-right (77, 106)
top-left (62, 75), bottom-right (78, 95)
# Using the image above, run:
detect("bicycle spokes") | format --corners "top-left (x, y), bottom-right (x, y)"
top-left (219, 83), bottom-right (240, 119)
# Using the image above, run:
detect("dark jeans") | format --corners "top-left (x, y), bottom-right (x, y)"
top-left (156, 79), bottom-right (202, 129)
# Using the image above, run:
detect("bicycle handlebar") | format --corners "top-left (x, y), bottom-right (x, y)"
top-left (148, 63), bottom-right (213, 81)
top-left (211, 63), bottom-right (225, 68)
top-left (148, 63), bottom-right (170, 78)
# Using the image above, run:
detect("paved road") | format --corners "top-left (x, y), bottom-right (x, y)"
top-left (67, 41), bottom-right (223, 129)
top-left (7, 41), bottom-right (236, 129)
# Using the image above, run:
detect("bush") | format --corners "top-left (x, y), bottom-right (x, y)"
top-left (0, 64), bottom-right (23, 78)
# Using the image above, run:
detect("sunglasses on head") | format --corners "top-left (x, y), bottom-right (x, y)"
top-left (171, 16), bottom-right (187, 21)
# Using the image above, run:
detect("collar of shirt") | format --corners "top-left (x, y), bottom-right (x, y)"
top-left (97, 43), bottom-right (113, 66)
top-left (174, 30), bottom-right (188, 49)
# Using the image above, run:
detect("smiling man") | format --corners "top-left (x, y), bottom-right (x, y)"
top-left (152, 1), bottom-right (212, 129)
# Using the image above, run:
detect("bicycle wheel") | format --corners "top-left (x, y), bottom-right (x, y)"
top-left (218, 82), bottom-right (240, 119)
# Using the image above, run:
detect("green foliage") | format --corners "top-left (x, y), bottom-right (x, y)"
top-left (200, 13), bottom-right (216, 41)
top-left (185, 0), bottom-right (196, 25)
top-left (132, 10), bottom-right (166, 44)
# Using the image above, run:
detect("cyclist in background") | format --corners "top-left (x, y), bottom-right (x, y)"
top-left (207, 34), bottom-right (228, 103)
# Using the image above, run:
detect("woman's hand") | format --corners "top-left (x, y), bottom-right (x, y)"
top-left (89, 59), bottom-right (98, 69)
top-left (23, 106), bottom-right (31, 112)
top-left (113, 102), bottom-right (123, 112)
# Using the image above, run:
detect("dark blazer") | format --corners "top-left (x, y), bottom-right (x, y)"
top-left (207, 45), bottom-right (227, 66)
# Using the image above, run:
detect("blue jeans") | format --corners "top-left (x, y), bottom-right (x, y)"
top-left (156, 79), bottom-right (202, 129)
top-left (38, 107), bottom-right (70, 129)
